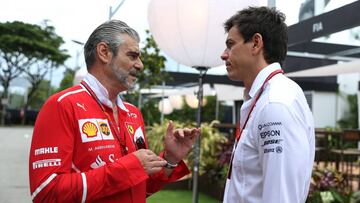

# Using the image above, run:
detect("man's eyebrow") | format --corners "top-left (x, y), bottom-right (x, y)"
top-left (127, 51), bottom-right (141, 56)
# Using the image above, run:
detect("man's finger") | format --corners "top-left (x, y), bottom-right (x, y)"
top-left (166, 120), bottom-right (174, 136)
top-left (191, 128), bottom-right (200, 136)
top-left (174, 129), bottom-right (184, 138)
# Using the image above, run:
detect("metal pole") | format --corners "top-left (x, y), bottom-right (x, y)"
top-left (109, 0), bottom-right (127, 20)
top-left (160, 81), bottom-right (165, 125)
top-left (192, 66), bottom-right (208, 203)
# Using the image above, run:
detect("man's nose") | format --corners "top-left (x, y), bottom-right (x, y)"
top-left (221, 50), bottom-right (229, 61)
top-left (135, 59), bottom-right (144, 71)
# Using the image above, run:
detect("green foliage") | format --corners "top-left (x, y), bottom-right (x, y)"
top-left (0, 20), bottom-right (69, 124)
top-left (8, 93), bottom-right (25, 109)
top-left (337, 94), bottom-right (358, 129)
top-left (147, 190), bottom-right (220, 203)
top-left (139, 30), bottom-right (168, 88)
top-left (166, 96), bottom-right (225, 124)
top-left (0, 21), bottom-right (69, 63)
top-left (28, 80), bottom-right (56, 109)
top-left (146, 120), bottom-right (189, 155)
top-left (58, 68), bottom-right (76, 92)
top-left (307, 166), bottom-right (352, 203)
top-left (146, 120), bottom-right (228, 176)
top-left (141, 97), bottom-right (161, 126)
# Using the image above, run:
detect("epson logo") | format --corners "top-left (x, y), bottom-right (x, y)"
top-left (260, 130), bottom-right (280, 139)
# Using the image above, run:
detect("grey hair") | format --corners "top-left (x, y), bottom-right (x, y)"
top-left (84, 20), bottom-right (140, 69)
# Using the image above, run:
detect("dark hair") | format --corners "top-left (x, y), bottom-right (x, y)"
top-left (224, 7), bottom-right (288, 65)
top-left (84, 20), bottom-right (140, 69)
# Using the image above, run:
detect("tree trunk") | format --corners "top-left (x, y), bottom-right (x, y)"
top-left (1, 83), bottom-right (10, 126)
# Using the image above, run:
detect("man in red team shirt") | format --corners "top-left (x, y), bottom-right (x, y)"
top-left (29, 20), bottom-right (200, 203)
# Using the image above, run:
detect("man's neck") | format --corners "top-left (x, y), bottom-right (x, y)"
top-left (90, 70), bottom-right (125, 105)
top-left (243, 61), bottom-right (269, 90)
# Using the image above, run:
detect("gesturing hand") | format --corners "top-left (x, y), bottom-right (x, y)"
top-left (133, 149), bottom-right (167, 175)
top-left (163, 121), bottom-right (200, 164)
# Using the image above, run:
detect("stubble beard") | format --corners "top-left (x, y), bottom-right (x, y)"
top-left (110, 62), bottom-right (136, 91)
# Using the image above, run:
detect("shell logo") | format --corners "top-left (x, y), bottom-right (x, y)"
top-left (82, 122), bottom-right (98, 138)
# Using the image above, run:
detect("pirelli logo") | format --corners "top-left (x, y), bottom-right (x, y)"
top-left (78, 119), bottom-right (114, 143)
top-left (33, 159), bottom-right (61, 169)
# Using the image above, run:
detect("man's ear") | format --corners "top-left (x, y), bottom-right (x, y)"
top-left (96, 42), bottom-right (111, 64)
top-left (251, 33), bottom-right (264, 55)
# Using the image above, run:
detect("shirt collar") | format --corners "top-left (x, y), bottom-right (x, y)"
top-left (82, 73), bottom-right (129, 112)
top-left (248, 62), bottom-right (282, 99)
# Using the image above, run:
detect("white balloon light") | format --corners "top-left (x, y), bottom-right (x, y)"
top-left (148, 1), bottom-right (265, 202)
top-left (185, 94), bottom-right (207, 109)
top-left (148, 0), bottom-right (265, 68)
top-left (158, 98), bottom-right (173, 115)
top-left (169, 95), bottom-right (183, 110)
top-left (185, 94), bottom-right (198, 109)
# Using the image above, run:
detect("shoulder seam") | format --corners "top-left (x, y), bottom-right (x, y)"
top-left (57, 87), bottom-right (87, 102)
top-left (123, 102), bottom-right (137, 108)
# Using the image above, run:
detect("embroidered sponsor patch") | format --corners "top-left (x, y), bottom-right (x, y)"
top-left (127, 112), bottom-right (137, 118)
top-left (262, 139), bottom-right (283, 147)
top-left (258, 121), bottom-right (282, 130)
top-left (134, 127), bottom-right (146, 149)
top-left (134, 127), bottom-right (144, 142)
top-left (32, 159), bottom-right (61, 169)
top-left (90, 155), bottom-right (106, 169)
top-left (79, 119), bottom-right (114, 143)
top-left (127, 124), bottom-right (134, 134)
top-left (82, 121), bottom-right (98, 137)
top-left (99, 122), bottom-right (110, 135)
top-left (260, 130), bottom-right (281, 139)
top-left (97, 119), bottom-right (114, 140)
top-left (34, 147), bottom-right (58, 156)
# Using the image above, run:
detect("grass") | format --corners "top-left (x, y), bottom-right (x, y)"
top-left (147, 190), bottom-right (221, 203)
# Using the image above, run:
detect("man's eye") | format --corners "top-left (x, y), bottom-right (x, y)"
top-left (226, 44), bottom-right (233, 49)
top-left (129, 55), bottom-right (137, 60)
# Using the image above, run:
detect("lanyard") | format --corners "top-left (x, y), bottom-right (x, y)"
top-left (80, 81), bottom-right (128, 155)
top-left (228, 69), bottom-right (284, 179)
top-left (235, 69), bottom-right (284, 142)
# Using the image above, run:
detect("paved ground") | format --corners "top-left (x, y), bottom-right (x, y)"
top-left (0, 127), bottom-right (33, 203)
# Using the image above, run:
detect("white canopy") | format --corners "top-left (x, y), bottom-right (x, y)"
top-left (214, 84), bottom-right (244, 101)
top-left (286, 60), bottom-right (360, 77)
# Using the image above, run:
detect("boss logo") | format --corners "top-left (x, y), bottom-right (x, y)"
top-left (262, 139), bottom-right (283, 146)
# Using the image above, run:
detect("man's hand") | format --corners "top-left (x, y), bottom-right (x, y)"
top-left (133, 149), bottom-right (167, 175)
top-left (164, 121), bottom-right (200, 164)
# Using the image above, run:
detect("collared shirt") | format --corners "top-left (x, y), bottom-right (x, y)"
top-left (29, 73), bottom-right (189, 203)
top-left (223, 63), bottom-right (315, 203)
top-left (83, 73), bottom-right (129, 112)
